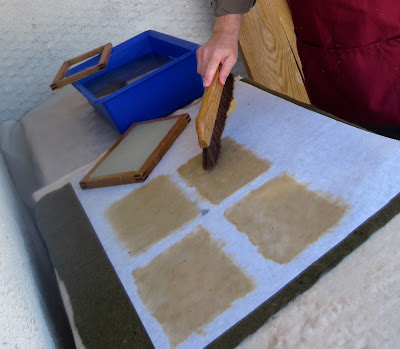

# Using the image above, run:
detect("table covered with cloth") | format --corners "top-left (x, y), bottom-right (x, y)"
top-left (3, 80), bottom-right (399, 348)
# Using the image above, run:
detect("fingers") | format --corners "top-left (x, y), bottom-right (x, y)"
top-left (197, 48), bottom-right (237, 87)
top-left (219, 55), bottom-right (236, 85)
top-left (203, 58), bottom-right (220, 88)
top-left (197, 46), bottom-right (220, 88)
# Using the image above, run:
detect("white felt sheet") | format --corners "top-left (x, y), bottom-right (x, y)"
top-left (71, 81), bottom-right (400, 349)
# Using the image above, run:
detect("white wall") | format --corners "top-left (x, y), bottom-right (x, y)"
top-left (0, 0), bottom-right (214, 122)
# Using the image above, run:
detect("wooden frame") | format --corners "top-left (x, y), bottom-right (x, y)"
top-left (50, 43), bottom-right (113, 91)
top-left (79, 114), bottom-right (191, 190)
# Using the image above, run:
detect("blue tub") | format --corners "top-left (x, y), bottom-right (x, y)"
top-left (68, 31), bottom-right (204, 134)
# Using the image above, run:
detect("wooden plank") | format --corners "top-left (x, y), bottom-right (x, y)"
top-left (196, 69), bottom-right (224, 149)
top-left (271, 0), bottom-right (304, 80)
top-left (239, 0), bottom-right (310, 104)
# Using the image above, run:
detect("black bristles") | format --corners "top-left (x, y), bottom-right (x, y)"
top-left (202, 74), bottom-right (234, 170)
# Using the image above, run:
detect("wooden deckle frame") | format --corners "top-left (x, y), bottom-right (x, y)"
top-left (50, 43), bottom-right (113, 91)
top-left (80, 114), bottom-right (191, 190)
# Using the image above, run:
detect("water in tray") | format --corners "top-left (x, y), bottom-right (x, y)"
top-left (83, 52), bottom-right (175, 99)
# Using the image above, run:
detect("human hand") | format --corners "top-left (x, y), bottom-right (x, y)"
top-left (196, 14), bottom-right (242, 87)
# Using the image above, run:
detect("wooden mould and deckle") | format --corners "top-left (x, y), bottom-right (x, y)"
top-left (80, 114), bottom-right (191, 189)
top-left (50, 43), bottom-right (113, 91)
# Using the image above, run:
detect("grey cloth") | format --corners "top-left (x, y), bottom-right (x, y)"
top-left (35, 184), bottom-right (154, 349)
top-left (0, 152), bottom-right (75, 348)
top-left (212, 0), bottom-right (256, 16)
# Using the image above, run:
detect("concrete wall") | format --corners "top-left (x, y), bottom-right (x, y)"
top-left (0, 0), bottom-right (215, 122)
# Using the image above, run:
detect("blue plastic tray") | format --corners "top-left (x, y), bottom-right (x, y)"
top-left (69, 31), bottom-right (204, 133)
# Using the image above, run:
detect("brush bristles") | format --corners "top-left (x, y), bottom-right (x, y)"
top-left (202, 74), bottom-right (234, 170)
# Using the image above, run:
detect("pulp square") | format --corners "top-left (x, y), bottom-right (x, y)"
top-left (225, 174), bottom-right (349, 264)
top-left (177, 137), bottom-right (271, 204)
top-left (132, 226), bottom-right (255, 348)
top-left (105, 175), bottom-right (199, 256)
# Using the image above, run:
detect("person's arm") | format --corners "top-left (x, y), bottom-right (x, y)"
top-left (196, 0), bottom-right (256, 87)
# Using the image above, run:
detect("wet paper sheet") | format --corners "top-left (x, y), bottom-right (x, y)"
top-left (105, 175), bottom-right (199, 257)
top-left (177, 137), bottom-right (271, 204)
top-left (225, 173), bottom-right (349, 264)
top-left (132, 226), bottom-right (255, 348)
top-left (72, 81), bottom-right (400, 348)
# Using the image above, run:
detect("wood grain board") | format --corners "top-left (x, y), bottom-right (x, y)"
top-left (239, 0), bottom-right (310, 103)
top-left (196, 70), bottom-right (224, 149)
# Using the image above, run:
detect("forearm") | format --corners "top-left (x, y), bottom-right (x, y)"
top-left (213, 14), bottom-right (242, 39)
top-left (197, 1), bottom-right (255, 87)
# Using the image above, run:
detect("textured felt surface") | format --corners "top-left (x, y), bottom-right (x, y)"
top-left (209, 191), bottom-right (400, 348)
top-left (238, 206), bottom-right (400, 348)
top-left (35, 184), bottom-right (154, 349)
top-left (35, 182), bottom-right (400, 348)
